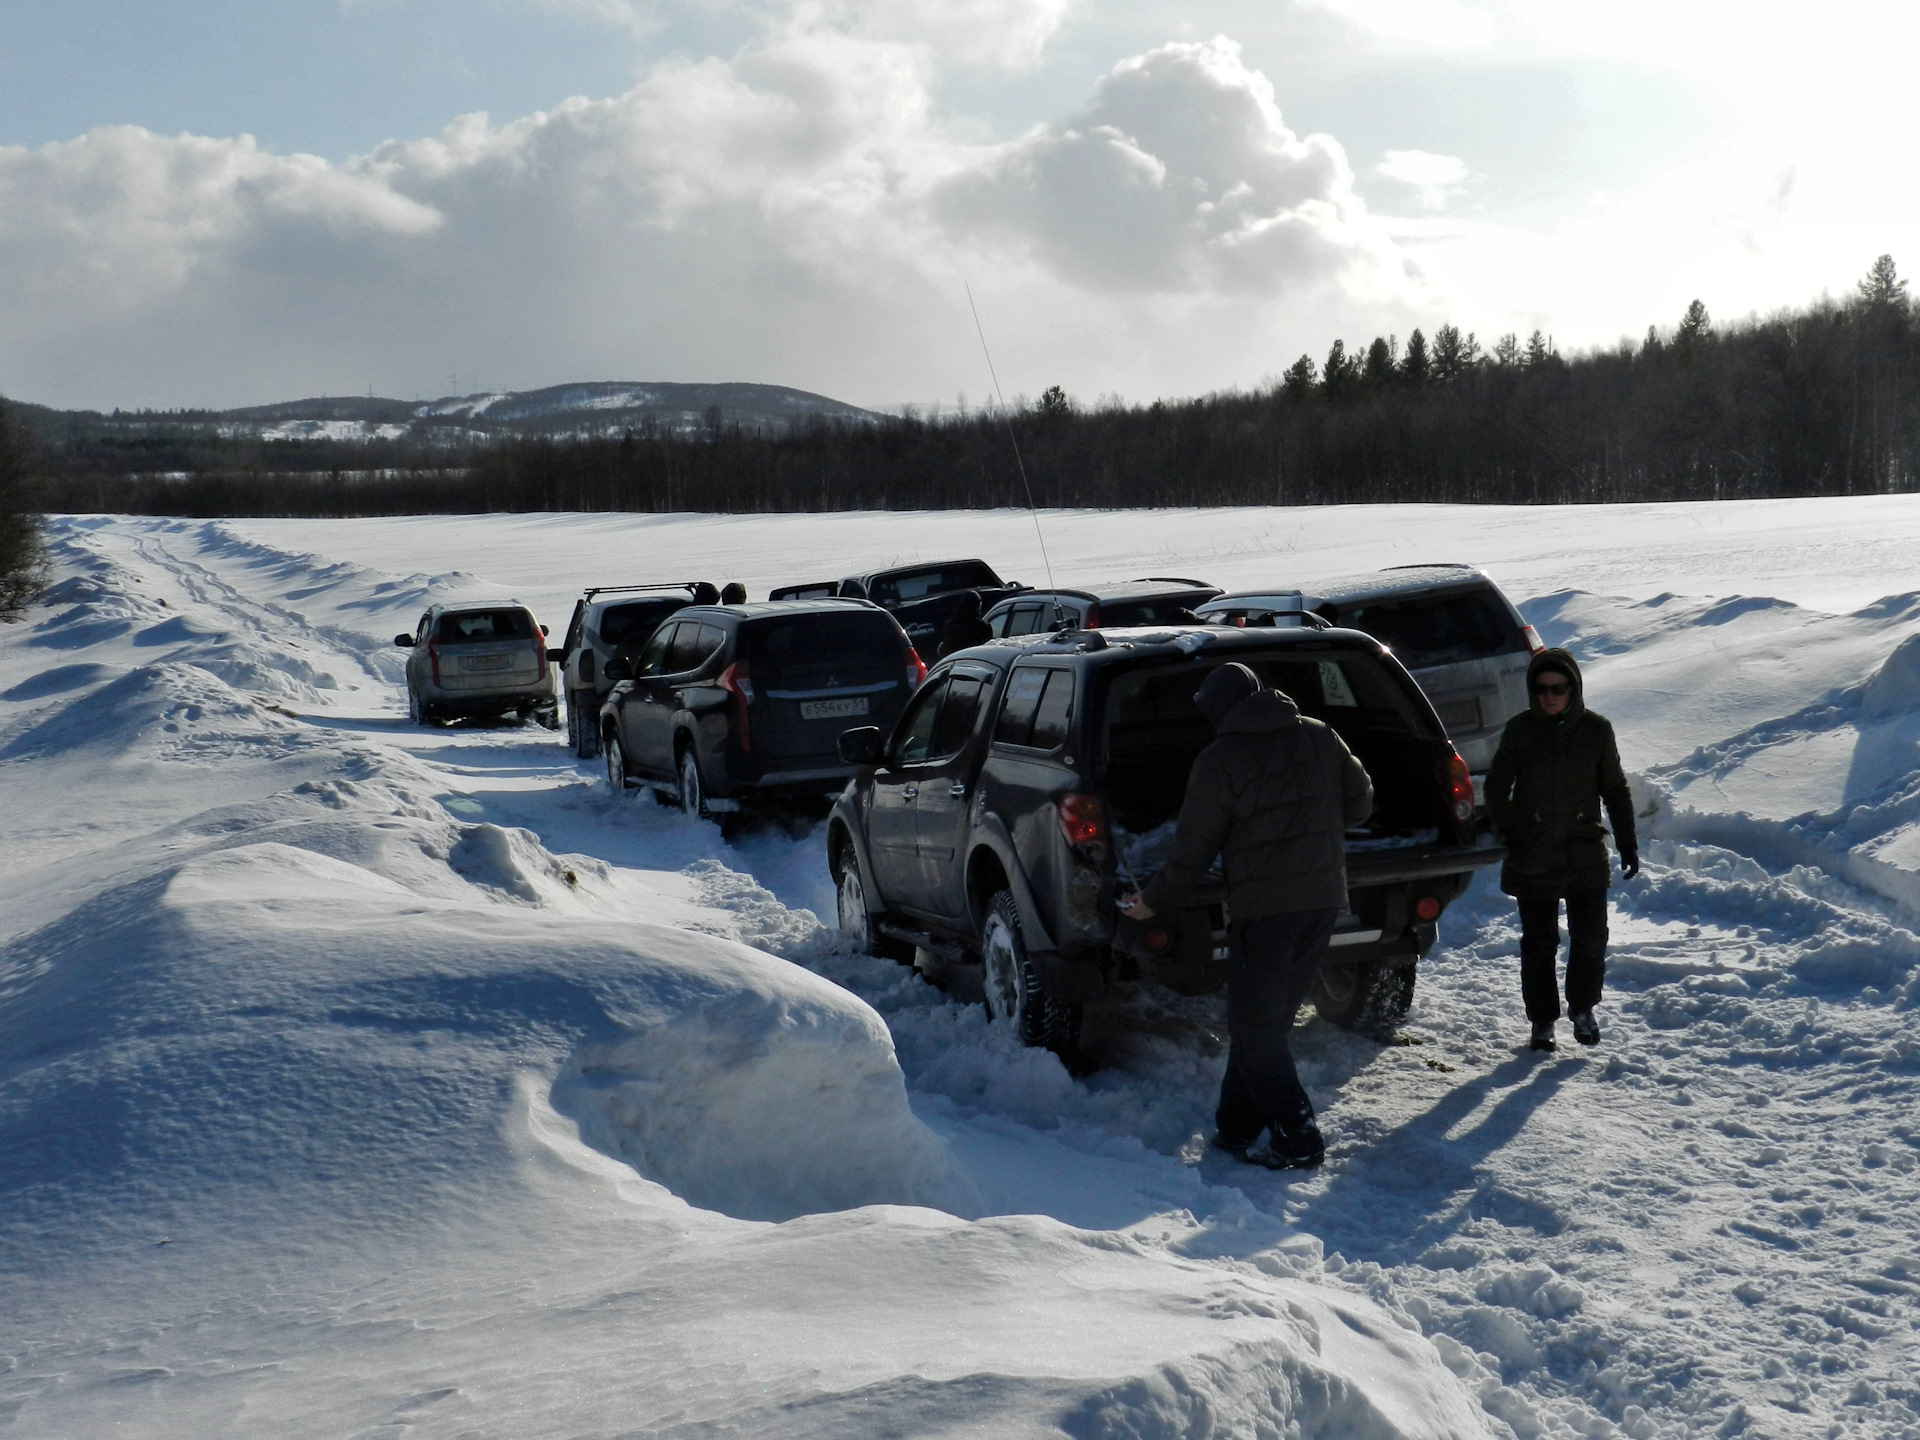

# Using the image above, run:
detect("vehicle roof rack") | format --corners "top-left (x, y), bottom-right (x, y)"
top-left (582, 582), bottom-right (710, 599)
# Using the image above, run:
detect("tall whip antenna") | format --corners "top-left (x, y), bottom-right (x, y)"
top-left (966, 282), bottom-right (1060, 616)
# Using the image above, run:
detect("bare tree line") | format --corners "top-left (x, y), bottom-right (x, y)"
top-left (14, 257), bottom-right (1920, 521)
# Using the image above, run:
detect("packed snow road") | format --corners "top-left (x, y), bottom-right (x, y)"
top-left (3, 504), bottom-right (1919, 1439)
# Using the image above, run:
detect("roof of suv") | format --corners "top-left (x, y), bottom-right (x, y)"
top-left (945, 622), bottom-right (1386, 667)
top-left (1288, 564), bottom-right (1490, 606)
top-left (668, 598), bottom-right (890, 623)
top-left (987, 579), bottom-right (1217, 608)
top-left (431, 598), bottom-right (534, 614)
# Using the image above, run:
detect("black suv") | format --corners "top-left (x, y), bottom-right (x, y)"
top-left (769, 558), bottom-right (1028, 652)
top-left (984, 578), bottom-right (1221, 636)
top-left (599, 599), bottom-right (924, 816)
top-left (556, 583), bottom-right (717, 759)
top-left (827, 625), bottom-right (1503, 1052)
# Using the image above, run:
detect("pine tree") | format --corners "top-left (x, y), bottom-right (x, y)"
top-left (1857, 254), bottom-right (1908, 312)
top-left (1401, 328), bottom-right (1430, 386)
top-left (0, 401), bottom-right (47, 617)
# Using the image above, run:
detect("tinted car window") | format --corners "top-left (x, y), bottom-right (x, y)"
top-left (747, 613), bottom-right (900, 690)
top-left (996, 666), bottom-right (1072, 749)
top-left (929, 675), bottom-right (986, 761)
top-left (667, 622), bottom-right (722, 673)
top-left (1101, 597), bottom-right (1204, 627)
top-left (1335, 588), bottom-right (1522, 669)
top-left (597, 598), bottom-right (686, 649)
top-left (436, 609), bottom-right (534, 643)
top-left (866, 561), bottom-right (999, 606)
top-left (892, 677), bottom-right (949, 765)
top-left (636, 623), bottom-right (677, 676)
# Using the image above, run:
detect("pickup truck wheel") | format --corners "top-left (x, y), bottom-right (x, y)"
top-left (1311, 957), bottom-right (1416, 1037)
top-left (570, 692), bottom-right (600, 758)
top-left (605, 731), bottom-right (632, 792)
top-left (981, 889), bottom-right (1081, 1055)
top-left (834, 848), bottom-right (913, 964)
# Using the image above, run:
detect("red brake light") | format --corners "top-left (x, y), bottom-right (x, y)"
top-left (905, 647), bottom-right (927, 691)
top-left (1445, 751), bottom-right (1475, 823)
top-left (1414, 894), bottom-right (1442, 922)
top-left (1084, 604), bottom-right (1102, 628)
top-left (426, 637), bottom-right (442, 685)
top-left (1521, 624), bottom-right (1544, 655)
top-left (719, 659), bottom-right (753, 752)
top-left (1057, 793), bottom-right (1107, 856)
top-left (1141, 924), bottom-right (1171, 954)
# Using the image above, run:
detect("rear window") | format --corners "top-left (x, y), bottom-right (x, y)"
top-left (867, 561), bottom-right (1000, 606)
top-left (1332, 587), bottom-right (1522, 670)
top-left (746, 613), bottom-right (902, 690)
top-left (596, 598), bottom-right (687, 648)
top-left (436, 608), bottom-right (534, 643)
top-left (1102, 651), bottom-right (1430, 764)
top-left (1100, 596), bottom-right (1208, 627)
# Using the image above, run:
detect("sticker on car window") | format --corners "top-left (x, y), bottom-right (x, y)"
top-left (1317, 660), bottom-right (1359, 707)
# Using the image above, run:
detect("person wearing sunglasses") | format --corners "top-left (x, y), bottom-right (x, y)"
top-left (1484, 646), bottom-right (1637, 1051)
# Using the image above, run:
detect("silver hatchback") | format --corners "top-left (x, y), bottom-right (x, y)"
top-left (395, 601), bottom-right (559, 727)
top-left (1196, 565), bottom-right (1541, 787)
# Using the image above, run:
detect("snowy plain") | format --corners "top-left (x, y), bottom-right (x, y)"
top-left (2, 499), bottom-right (1918, 1438)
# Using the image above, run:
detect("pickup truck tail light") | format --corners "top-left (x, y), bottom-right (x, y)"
top-left (1057, 793), bottom-right (1108, 860)
top-left (719, 660), bottom-right (754, 752)
top-left (904, 646), bottom-right (928, 691)
top-left (1414, 894), bottom-right (1442, 922)
top-left (1445, 751), bottom-right (1475, 823)
top-left (1084, 603), bottom-right (1102, 628)
top-left (1521, 624), bottom-right (1544, 655)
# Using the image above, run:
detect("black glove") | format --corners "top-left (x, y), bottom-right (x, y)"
top-left (1620, 851), bottom-right (1640, 880)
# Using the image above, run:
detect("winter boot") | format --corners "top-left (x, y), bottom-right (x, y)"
top-left (1209, 1131), bottom-right (1256, 1161)
top-left (1529, 1021), bottom-right (1557, 1052)
top-left (1571, 1010), bottom-right (1601, 1046)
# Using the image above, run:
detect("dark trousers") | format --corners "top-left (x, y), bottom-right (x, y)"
top-left (1517, 891), bottom-right (1609, 1024)
top-left (1216, 906), bottom-right (1338, 1154)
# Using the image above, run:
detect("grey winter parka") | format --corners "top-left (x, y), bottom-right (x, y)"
top-left (1485, 648), bottom-right (1636, 898)
top-left (1141, 682), bottom-right (1375, 919)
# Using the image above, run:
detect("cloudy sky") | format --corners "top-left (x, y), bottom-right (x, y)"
top-left (1, 0), bottom-right (1912, 411)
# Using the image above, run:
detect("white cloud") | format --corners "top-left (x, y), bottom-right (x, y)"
top-left (1374, 149), bottom-right (1469, 210)
top-left (936, 38), bottom-right (1385, 294)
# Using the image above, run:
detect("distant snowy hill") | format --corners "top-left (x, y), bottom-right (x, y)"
top-left (18, 380), bottom-right (880, 446)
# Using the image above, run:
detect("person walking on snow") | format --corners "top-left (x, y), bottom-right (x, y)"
top-left (1120, 663), bottom-right (1373, 1170)
top-left (1484, 647), bottom-right (1637, 1052)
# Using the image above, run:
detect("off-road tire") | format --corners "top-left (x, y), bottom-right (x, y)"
top-left (534, 702), bottom-right (561, 731)
top-left (981, 889), bottom-right (1081, 1055)
top-left (570, 692), bottom-right (600, 758)
top-left (834, 846), bottom-right (914, 964)
top-left (605, 731), bottom-right (632, 792)
top-left (1311, 957), bottom-right (1416, 1037)
top-left (407, 688), bottom-right (433, 726)
top-left (677, 746), bottom-right (709, 821)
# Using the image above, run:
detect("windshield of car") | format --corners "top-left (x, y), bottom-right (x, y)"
top-left (745, 613), bottom-right (902, 691)
top-left (596, 598), bottom-right (687, 649)
top-left (866, 560), bottom-right (1001, 606)
top-left (1332, 587), bottom-right (1523, 670)
top-left (435, 609), bottom-right (534, 643)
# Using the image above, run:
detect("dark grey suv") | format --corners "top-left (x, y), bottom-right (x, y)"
top-left (984, 579), bottom-right (1221, 636)
top-left (599, 599), bottom-right (924, 816)
top-left (556, 583), bottom-right (716, 759)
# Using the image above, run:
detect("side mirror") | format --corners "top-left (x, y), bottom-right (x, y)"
top-left (540, 623), bottom-right (550, 636)
top-left (394, 635), bottom-right (415, 648)
top-left (603, 656), bottom-right (632, 682)
top-left (838, 726), bottom-right (884, 766)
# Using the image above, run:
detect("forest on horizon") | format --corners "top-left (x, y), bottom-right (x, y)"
top-left (10, 256), bottom-right (1920, 519)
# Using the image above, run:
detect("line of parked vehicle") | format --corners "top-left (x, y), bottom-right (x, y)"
top-left (394, 556), bottom-right (1544, 1054)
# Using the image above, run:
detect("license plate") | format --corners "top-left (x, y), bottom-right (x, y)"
top-left (464, 653), bottom-right (512, 671)
top-left (800, 696), bottom-right (869, 720)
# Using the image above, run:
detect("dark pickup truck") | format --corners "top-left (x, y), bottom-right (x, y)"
top-left (769, 558), bottom-right (1028, 653)
top-left (827, 624), bottom-right (1504, 1053)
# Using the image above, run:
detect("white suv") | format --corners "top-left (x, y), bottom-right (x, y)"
top-left (395, 601), bottom-right (559, 728)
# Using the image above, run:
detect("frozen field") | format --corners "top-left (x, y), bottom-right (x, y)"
top-left (2, 500), bottom-right (1918, 1438)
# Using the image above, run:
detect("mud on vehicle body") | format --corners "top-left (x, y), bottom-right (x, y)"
top-left (827, 624), bottom-right (1505, 1053)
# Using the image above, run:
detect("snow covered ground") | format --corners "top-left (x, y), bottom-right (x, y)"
top-left (3, 501), bottom-right (1918, 1438)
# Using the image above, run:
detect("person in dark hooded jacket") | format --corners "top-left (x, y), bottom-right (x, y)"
top-left (1120, 663), bottom-right (1373, 1169)
top-left (1485, 647), bottom-right (1637, 1051)
top-left (937, 591), bottom-right (992, 657)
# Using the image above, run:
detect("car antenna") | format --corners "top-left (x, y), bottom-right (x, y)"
top-left (966, 282), bottom-right (1063, 629)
